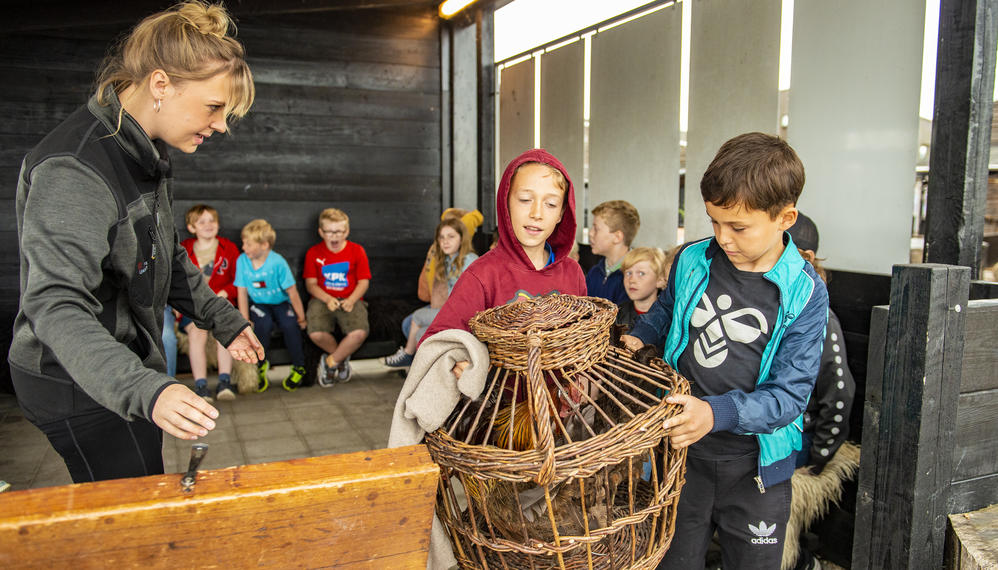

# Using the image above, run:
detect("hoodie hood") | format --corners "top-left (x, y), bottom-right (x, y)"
top-left (495, 148), bottom-right (577, 270)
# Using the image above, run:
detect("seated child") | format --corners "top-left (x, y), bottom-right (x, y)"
top-left (399, 208), bottom-right (483, 344)
top-left (614, 246), bottom-right (677, 355)
top-left (180, 204), bottom-right (240, 402)
top-left (421, 147), bottom-right (587, 350)
top-left (384, 216), bottom-right (478, 368)
top-left (620, 132), bottom-right (829, 570)
top-left (235, 219), bottom-right (307, 392)
top-left (304, 208), bottom-right (371, 387)
top-left (586, 200), bottom-right (640, 304)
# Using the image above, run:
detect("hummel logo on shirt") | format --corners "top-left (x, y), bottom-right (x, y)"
top-left (690, 293), bottom-right (768, 368)
top-left (749, 520), bottom-right (779, 545)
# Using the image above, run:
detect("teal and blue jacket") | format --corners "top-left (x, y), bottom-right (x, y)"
top-left (630, 235), bottom-right (828, 489)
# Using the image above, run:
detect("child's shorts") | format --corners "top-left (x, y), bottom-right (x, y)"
top-left (306, 297), bottom-right (369, 335)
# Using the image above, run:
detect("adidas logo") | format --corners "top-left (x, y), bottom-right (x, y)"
top-left (749, 520), bottom-right (779, 545)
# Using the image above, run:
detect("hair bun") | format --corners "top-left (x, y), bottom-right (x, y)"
top-left (175, 1), bottom-right (231, 39)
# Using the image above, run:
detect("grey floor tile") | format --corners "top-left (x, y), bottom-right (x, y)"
top-left (235, 420), bottom-right (298, 441)
top-left (196, 443), bottom-right (246, 470)
top-left (302, 430), bottom-right (368, 454)
top-left (231, 408), bottom-right (289, 427)
top-left (243, 436), bottom-right (307, 464)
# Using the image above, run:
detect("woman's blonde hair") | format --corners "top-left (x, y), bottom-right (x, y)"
top-left (96, 1), bottom-right (254, 121)
top-left (431, 218), bottom-right (472, 285)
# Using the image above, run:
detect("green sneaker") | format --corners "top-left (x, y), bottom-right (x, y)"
top-left (283, 365), bottom-right (306, 392)
top-left (256, 360), bottom-right (270, 392)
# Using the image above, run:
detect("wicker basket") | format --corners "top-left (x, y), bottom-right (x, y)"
top-left (425, 295), bottom-right (689, 569)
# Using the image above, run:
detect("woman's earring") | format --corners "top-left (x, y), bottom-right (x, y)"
top-left (154, 99), bottom-right (162, 113)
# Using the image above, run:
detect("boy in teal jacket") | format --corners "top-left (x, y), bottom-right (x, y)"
top-left (622, 132), bottom-right (828, 569)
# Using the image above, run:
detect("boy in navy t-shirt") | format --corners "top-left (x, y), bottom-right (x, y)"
top-left (622, 133), bottom-right (829, 570)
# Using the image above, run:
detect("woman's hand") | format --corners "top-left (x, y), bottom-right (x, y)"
top-left (152, 384), bottom-right (219, 440)
top-left (227, 327), bottom-right (265, 363)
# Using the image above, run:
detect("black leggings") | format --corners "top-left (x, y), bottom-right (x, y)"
top-left (12, 368), bottom-right (165, 483)
top-left (35, 408), bottom-right (164, 483)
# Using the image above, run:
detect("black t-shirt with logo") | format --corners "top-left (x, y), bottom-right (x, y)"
top-left (676, 252), bottom-right (781, 459)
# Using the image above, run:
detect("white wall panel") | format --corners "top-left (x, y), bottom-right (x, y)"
top-left (788, 1), bottom-right (922, 274)
top-left (590, 4), bottom-right (682, 249)
top-left (540, 40), bottom-right (585, 242)
top-left (684, 0), bottom-right (781, 241)
top-left (499, 58), bottom-right (535, 176)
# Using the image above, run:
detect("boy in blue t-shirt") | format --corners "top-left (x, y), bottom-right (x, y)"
top-left (621, 132), bottom-right (829, 570)
top-left (235, 219), bottom-right (307, 392)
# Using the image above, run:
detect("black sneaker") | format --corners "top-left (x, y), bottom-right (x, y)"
top-left (283, 365), bottom-right (306, 391)
top-left (215, 378), bottom-right (236, 401)
top-left (194, 381), bottom-right (213, 403)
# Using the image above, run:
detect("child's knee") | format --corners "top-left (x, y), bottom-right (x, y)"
top-left (346, 328), bottom-right (368, 341)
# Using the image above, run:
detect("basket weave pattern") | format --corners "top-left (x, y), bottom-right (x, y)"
top-left (425, 295), bottom-right (690, 569)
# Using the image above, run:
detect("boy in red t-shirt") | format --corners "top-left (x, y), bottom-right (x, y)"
top-left (179, 204), bottom-right (241, 401)
top-left (303, 208), bottom-right (371, 386)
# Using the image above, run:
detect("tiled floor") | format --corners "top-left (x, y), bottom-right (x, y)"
top-left (0, 359), bottom-right (405, 491)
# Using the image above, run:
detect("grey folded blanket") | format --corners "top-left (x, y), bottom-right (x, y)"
top-left (388, 329), bottom-right (490, 570)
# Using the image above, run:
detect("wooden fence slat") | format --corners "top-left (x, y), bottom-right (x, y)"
top-left (852, 264), bottom-right (970, 570)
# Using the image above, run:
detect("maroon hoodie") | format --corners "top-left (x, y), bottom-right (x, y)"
top-left (421, 148), bottom-right (586, 342)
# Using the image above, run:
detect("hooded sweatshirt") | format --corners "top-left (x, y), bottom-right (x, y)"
top-left (421, 149), bottom-right (586, 340)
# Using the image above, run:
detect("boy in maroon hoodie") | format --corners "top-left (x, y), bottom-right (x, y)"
top-left (420, 149), bottom-right (586, 358)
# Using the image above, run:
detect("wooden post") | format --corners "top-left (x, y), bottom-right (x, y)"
top-left (476, 5), bottom-right (496, 234)
top-left (924, 0), bottom-right (998, 278)
top-left (852, 264), bottom-right (970, 569)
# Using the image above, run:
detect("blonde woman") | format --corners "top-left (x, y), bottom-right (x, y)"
top-left (10, 1), bottom-right (262, 482)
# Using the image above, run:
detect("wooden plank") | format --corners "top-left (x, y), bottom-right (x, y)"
top-left (0, 445), bottom-right (439, 568)
top-left (237, 26), bottom-right (438, 67)
top-left (854, 264), bottom-right (971, 570)
top-left (0, 1), bottom-right (439, 35)
top-left (170, 175), bottom-right (441, 203)
top-left (948, 473), bottom-right (998, 515)
top-left (959, 300), bottom-right (998, 392)
top-left (946, 505), bottom-right (998, 570)
top-left (852, 304), bottom-right (889, 569)
top-left (249, 57), bottom-right (439, 93)
top-left (924, 0), bottom-right (998, 278)
top-left (170, 145), bottom-right (441, 178)
top-left (223, 113), bottom-right (440, 149)
top-left (952, 388), bottom-right (998, 483)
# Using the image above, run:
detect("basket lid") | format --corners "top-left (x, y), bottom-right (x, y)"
top-left (468, 295), bottom-right (617, 373)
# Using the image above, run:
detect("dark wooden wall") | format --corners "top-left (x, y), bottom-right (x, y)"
top-left (0, 2), bottom-right (444, 388)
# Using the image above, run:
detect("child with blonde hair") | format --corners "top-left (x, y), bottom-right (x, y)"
top-left (235, 219), bottom-right (307, 392)
top-left (304, 208), bottom-right (372, 386)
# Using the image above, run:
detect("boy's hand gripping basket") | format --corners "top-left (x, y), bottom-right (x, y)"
top-left (424, 295), bottom-right (690, 569)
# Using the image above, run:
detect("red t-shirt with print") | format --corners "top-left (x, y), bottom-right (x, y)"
top-left (303, 241), bottom-right (372, 299)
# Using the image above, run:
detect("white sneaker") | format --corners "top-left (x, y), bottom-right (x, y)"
top-left (336, 357), bottom-right (353, 383)
top-left (317, 354), bottom-right (337, 388)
